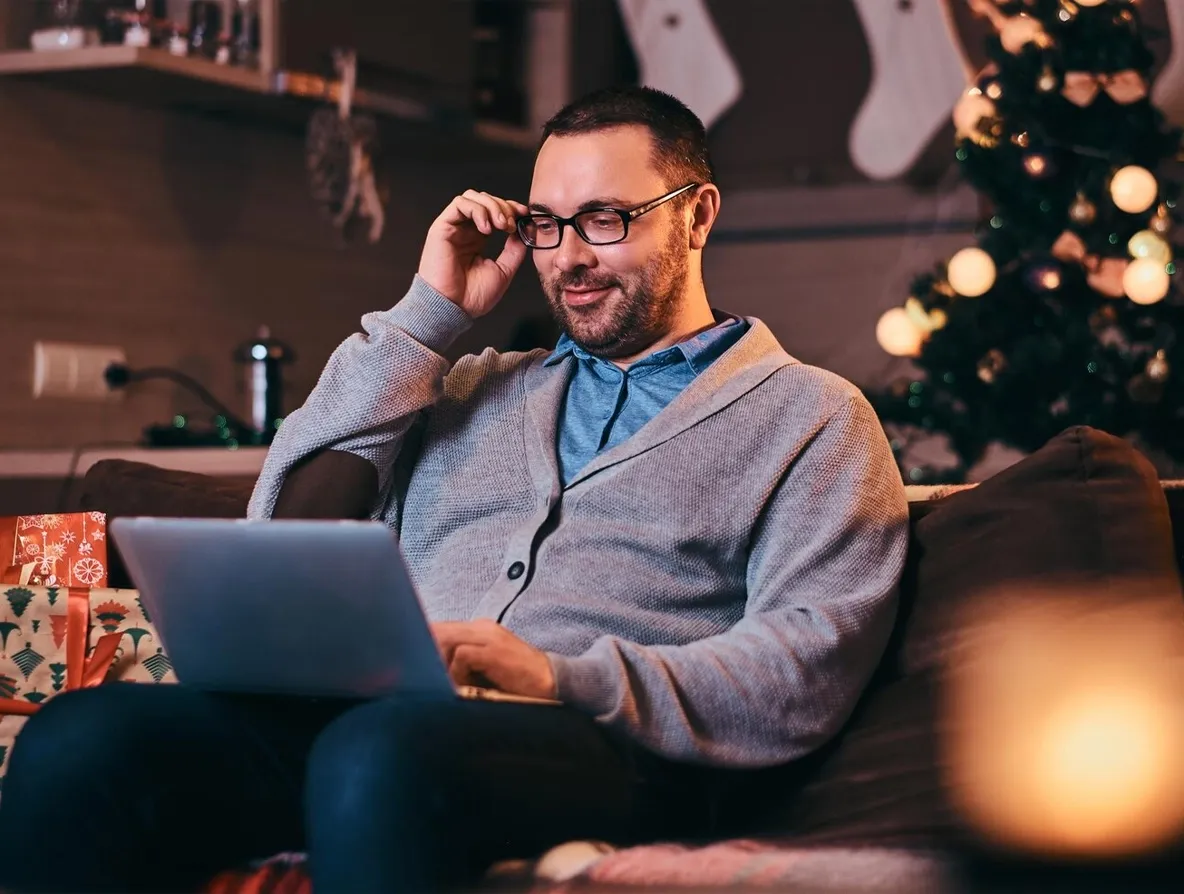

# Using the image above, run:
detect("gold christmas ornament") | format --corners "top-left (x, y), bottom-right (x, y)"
top-left (1147, 350), bottom-right (1171, 383)
top-left (1012, 131), bottom-right (1032, 148)
top-left (1110, 166), bottom-right (1159, 214)
top-left (1038, 66), bottom-right (1060, 93)
top-left (1058, 0), bottom-right (1078, 22)
top-left (1151, 204), bottom-right (1173, 235)
top-left (948, 247), bottom-right (998, 297)
top-left (876, 307), bottom-right (925, 358)
top-left (1128, 230), bottom-right (1173, 265)
top-left (953, 89), bottom-right (999, 145)
top-left (904, 296), bottom-right (948, 334)
top-left (1024, 154), bottom-right (1051, 178)
top-left (977, 349), bottom-right (1008, 384)
top-left (1000, 14), bottom-right (1050, 54)
top-left (1069, 194), bottom-right (1097, 224)
top-left (1028, 264), bottom-right (1063, 291)
top-left (1124, 258), bottom-right (1172, 305)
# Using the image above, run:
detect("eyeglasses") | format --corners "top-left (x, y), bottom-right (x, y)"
top-left (516, 183), bottom-right (700, 250)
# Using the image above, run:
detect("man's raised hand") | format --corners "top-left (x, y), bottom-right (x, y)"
top-left (417, 190), bottom-right (531, 318)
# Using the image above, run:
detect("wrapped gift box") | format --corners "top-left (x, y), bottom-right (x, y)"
top-left (0, 584), bottom-right (175, 794)
top-left (0, 513), bottom-right (109, 588)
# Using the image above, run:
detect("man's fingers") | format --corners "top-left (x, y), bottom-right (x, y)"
top-left (463, 189), bottom-right (517, 232)
top-left (483, 193), bottom-right (518, 230)
top-left (431, 620), bottom-right (498, 655)
top-left (431, 621), bottom-right (465, 664)
top-left (449, 643), bottom-right (488, 685)
top-left (454, 197), bottom-right (494, 235)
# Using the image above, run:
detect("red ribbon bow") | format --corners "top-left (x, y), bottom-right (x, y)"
top-left (0, 587), bottom-right (121, 717)
top-left (1062, 70), bottom-right (1148, 107)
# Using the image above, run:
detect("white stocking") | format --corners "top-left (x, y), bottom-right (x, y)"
top-left (849, 0), bottom-right (972, 180)
top-left (616, 0), bottom-right (742, 129)
top-left (1152, 0), bottom-right (1184, 126)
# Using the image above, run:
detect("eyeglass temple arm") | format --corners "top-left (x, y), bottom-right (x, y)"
top-left (627, 183), bottom-right (700, 219)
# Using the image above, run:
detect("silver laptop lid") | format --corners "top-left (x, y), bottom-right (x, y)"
top-left (109, 517), bottom-right (453, 700)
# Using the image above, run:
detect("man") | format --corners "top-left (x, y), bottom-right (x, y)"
top-left (0, 87), bottom-right (908, 893)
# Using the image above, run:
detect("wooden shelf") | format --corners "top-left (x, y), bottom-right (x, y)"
top-left (0, 44), bottom-right (545, 149)
top-left (0, 45), bottom-right (437, 118)
top-left (0, 45), bottom-right (271, 91)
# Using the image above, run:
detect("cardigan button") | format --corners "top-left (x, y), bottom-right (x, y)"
top-left (507, 561), bottom-right (526, 580)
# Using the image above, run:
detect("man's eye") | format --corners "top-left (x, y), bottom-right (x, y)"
top-left (534, 220), bottom-right (558, 233)
top-left (586, 214), bottom-right (621, 229)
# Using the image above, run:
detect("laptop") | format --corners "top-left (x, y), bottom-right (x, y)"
top-left (109, 517), bottom-right (560, 706)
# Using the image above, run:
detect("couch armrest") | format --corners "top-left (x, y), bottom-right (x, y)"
top-left (77, 460), bottom-right (255, 588)
top-left (77, 450), bottom-right (380, 588)
top-left (77, 460), bottom-right (255, 519)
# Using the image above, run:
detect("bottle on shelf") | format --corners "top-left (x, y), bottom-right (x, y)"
top-left (187, 0), bottom-right (221, 59)
top-left (231, 0), bottom-right (259, 67)
top-left (234, 326), bottom-right (294, 446)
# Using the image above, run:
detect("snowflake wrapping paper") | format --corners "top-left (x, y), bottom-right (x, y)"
top-left (0, 512), bottom-right (109, 588)
top-left (0, 585), bottom-right (176, 797)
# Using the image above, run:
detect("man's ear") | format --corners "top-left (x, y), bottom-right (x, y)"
top-left (689, 185), bottom-right (721, 250)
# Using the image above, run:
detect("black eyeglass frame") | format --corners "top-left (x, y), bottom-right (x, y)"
top-left (516, 182), bottom-right (701, 249)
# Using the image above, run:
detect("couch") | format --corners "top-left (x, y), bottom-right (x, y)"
top-left (56, 426), bottom-right (1184, 891)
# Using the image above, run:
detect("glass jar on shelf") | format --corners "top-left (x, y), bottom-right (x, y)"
top-left (166, 23), bottom-right (189, 56)
top-left (122, 0), bottom-right (152, 47)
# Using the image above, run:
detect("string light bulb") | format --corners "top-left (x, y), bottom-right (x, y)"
top-left (876, 307), bottom-right (925, 357)
top-left (1110, 166), bottom-right (1159, 214)
top-left (1124, 258), bottom-right (1171, 305)
top-left (947, 247), bottom-right (997, 297)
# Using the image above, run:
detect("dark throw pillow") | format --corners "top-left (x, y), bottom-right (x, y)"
top-left (756, 426), bottom-right (1184, 851)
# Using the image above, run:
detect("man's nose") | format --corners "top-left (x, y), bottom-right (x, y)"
top-left (553, 224), bottom-right (598, 273)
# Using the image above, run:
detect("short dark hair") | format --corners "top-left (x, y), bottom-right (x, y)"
top-left (541, 86), bottom-right (716, 192)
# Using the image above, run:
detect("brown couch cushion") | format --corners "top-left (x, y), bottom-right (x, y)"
top-left (756, 426), bottom-right (1184, 849)
top-left (898, 425), bottom-right (1184, 676)
top-left (741, 672), bottom-right (958, 849)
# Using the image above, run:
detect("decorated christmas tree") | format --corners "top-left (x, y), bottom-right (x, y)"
top-left (870, 0), bottom-right (1184, 483)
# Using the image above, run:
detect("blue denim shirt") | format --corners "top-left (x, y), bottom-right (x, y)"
top-left (544, 314), bottom-right (751, 485)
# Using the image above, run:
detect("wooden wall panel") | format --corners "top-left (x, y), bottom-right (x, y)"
top-left (0, 80), bottom-right (542, 450)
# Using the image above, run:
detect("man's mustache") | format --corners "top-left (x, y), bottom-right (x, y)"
top-left (549, 274), bottom-right (619, 293)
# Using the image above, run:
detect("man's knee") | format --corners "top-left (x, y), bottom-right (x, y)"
top-left (5, 685), bottom-right (154, 791)
top-left (306, 698), bottom-right (462, 820)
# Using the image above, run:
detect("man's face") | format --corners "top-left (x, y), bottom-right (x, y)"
top-left (528, 125), bottom-right (690, 359)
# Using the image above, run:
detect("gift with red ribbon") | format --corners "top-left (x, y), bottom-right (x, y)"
top-left (0, 584), bottom-right (175, 794)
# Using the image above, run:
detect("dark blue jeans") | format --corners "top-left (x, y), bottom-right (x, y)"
top-left (0, 683), bottom-right (729, 893)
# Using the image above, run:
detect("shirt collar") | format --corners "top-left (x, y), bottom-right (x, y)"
top-left (543, 313), bottom-right (744, 373)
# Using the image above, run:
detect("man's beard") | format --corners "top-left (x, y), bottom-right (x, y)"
top-left (541, 225), bottom-right (689, 360)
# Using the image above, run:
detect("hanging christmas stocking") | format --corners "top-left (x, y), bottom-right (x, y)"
top-left (849, 0), bottom-right (972, 180)
top-left (1152, 0), bottom-right (1184, 125)
top-left (616, 0), bottom-right (742, 129)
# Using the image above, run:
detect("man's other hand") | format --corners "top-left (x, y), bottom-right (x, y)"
top-left (418, 190), bottom-right (530, 318)
top-left (432, 619), bottom-right (557, 700)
